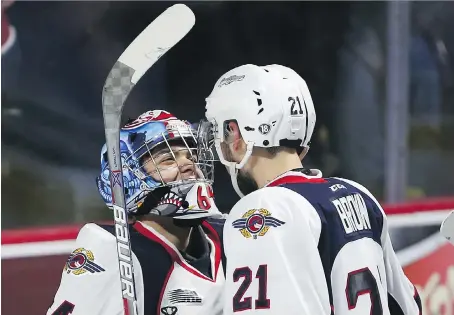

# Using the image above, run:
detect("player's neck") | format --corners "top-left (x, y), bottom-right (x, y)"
top-left (251, 152), bottom-right (303, 189)
top-left (140, 218), bottom-right (192, 251)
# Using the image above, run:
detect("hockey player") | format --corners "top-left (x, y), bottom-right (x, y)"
top-left (48, 110), bottom-right (225, 315)
top-left (197, 65), bottom-right (422, 315)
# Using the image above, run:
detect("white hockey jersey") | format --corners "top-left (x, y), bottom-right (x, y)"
top-left (223, 169), bottom-right (422, 315)
top-left (47, 219), bottom-right (225, 315)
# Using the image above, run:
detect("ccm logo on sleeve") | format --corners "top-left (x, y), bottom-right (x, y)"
top-left (232, 208), bottom-right (285, 239)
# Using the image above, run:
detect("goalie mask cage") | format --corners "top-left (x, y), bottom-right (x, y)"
top-left (2, 198), bottom-right (454, 315)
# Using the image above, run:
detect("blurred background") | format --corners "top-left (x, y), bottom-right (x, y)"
top-left (2, 1), bottom-right (454, 227)
top-left (1, 1), bottom-right (454, 314)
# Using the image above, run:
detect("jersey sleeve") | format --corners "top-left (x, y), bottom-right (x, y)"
top-left (223, 186), bottom-right (331, 315)
top-left (338, 178), bottom-right (422, 315)
top-left (382, 225), bottom-right (422, 314)
top-left (47, 223), bottom-right (124, 315)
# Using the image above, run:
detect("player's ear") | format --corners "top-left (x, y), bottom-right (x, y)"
top-left (227, 121), bottom-right (245, 152)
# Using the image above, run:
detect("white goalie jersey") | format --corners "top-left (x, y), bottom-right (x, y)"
top-left (47, 219), bottom-right (225, 315)
top-left (222, 170), bottom-right (422, 315)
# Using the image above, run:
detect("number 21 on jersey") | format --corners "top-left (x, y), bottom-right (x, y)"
top-left (232, 265), bottom-right (270, 312)
top-left (232, 264), bottom-right (384, 314)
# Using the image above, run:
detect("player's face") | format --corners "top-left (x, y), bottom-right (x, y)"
top-left (221, 132), bottom-right (259, 195)
top-left (142, 143), bottom-right (199, 184)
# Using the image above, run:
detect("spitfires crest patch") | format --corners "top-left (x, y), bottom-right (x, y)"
top-left (232, 208), bottom-right (285, 239)
top-left (64, 248), bottom-right (105, 275)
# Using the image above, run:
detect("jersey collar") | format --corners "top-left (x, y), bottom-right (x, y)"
top-left (265, 168), bottom-right (324, 187)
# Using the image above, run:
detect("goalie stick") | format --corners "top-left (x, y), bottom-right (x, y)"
top-left (101, 4), bottom-right (195, 315)
top-left (440, 210), bottom-right (454, 245)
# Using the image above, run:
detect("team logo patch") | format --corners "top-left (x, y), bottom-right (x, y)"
top-left (232, 208), bottom-right (285, 239)
top-left (64, 248), bottom-right (105, 275)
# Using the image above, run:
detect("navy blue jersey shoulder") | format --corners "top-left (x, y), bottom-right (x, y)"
top-left (204, 217), bottom-right (227, 275)
top-left (276, 177), bottom-right (385, 307)
top-left (277, 177), bottom-right (384, 249)
top-left (98, 224), bottom-right (172, 315)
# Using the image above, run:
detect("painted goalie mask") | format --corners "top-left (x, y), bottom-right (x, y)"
top-left (96, 110), bottom-right (219, 219)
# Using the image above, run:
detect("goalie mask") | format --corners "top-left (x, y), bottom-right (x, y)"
top-left (96, 110), bottom-right (219, 220)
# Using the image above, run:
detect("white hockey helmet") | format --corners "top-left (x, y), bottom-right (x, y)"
top-left (199, 64), bottom-right (316, 197)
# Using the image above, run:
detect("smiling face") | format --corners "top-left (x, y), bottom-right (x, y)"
top-left (141, 141), bottom-right (200, 184)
